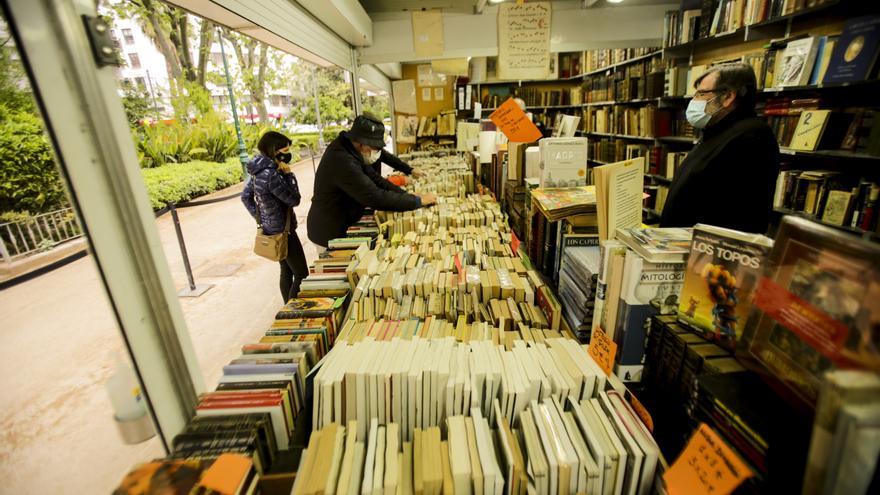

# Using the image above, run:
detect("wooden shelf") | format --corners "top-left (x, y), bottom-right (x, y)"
top-left (645, 173), bottom-right (673, 185)
top-left (587, 158), bottom-right (609, 165)
top-left (584, 98), bottom-right (659, 107)
top-left (778, 148), bottom-right (880, 161)
top-left (773, 207), bottom-right (880, 241)
top-left (583, 131), bottom-right (655, 142)
top-left (761, 79), bottom-right (880, 94)
top-left (656, 136), bottom-right (696, 144)
top-left (581, 50), bottom-right (664, 77)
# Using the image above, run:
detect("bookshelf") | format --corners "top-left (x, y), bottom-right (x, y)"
top-left (650, 0), bottom-right (880, 235)
top-left (773, 207), bottom-right (880, 241)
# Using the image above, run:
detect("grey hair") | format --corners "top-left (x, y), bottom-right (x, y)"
top-left (694, 63), bottom-right (758, 108)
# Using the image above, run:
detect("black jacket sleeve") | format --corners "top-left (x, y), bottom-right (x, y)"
top-left (268, 169), bottom-right (301, 207)
top-left (336, 159), bottom-right (421, 212)
top-left (379, 150), bottom-right (413, 175)
top-left (241, 177), bottom-right (256, 219)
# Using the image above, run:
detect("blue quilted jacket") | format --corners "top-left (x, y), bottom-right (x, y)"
top-left (241, 154), bottom-right (301, 234)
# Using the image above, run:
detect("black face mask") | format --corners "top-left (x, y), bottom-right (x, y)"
top-left (275, 152), bottom-right (292, 164)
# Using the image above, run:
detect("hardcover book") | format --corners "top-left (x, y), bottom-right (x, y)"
top-left (677, 224), bottom-right (773, 350)
top-left (776, 37), bottom-right (821, 87)
top-left (738, 216), bottom-right (880, 406)
top-left (822, 15), bottom-right (880, 84)
top-left (538, 138), bottom-right (590, 188)
top-left (613, 249), bottom-right (686, 382)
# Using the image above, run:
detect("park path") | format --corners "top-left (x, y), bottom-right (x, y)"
top-left (0, 156), bottom-right (320, 494)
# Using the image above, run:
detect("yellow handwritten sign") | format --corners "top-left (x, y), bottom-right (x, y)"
top-left (489, 98), bottom-right (543, 143)
top-left (588, 326), bottom-right (617, 376)
top-left (664, 423), bottom-right (754, 495)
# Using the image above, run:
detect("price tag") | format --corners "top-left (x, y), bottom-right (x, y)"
top-left (511, 232), bottom-right (521, 255)
top-left (664, 423), bottom-right (753, 495)
top-left (588, 326), bottom-right (617, 376)
top-left (489, 98), bottom-right (543, 143)
top-left (626, 390), bottom-right (654, 432)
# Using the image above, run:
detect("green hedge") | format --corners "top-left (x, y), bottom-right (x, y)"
top-left (142, 158), bottom-right (243, 210)
top-left (0, 105), bottom-right (67, 213)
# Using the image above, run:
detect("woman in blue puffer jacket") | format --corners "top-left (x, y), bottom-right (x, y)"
top-left (241, 131), bottom-right (308, 302)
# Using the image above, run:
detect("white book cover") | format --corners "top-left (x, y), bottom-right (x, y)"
top-left (538, 138), bottom-right (589, 188)
top-left (597, 393), bottom-right (643, 495)
top-left (777, 36), bottom-right (821, 87)
top-left (362, 419), bottom-right (380, 495)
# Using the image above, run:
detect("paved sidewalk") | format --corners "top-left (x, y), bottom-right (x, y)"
top-left (0, 157), bottom-right (320, 494)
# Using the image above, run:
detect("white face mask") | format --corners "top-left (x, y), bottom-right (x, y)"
top-left (362, 148), bottom-right (381, 164)
top-left (686, 96), bottom-right (719, 129)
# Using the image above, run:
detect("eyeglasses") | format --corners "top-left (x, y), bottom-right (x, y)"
top-left (694, 89), bottom-right (720, 98)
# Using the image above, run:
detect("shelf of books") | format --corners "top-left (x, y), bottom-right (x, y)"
top-left (640, 0), bottom-right (880, 236)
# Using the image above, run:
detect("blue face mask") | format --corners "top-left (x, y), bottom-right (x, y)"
top-left (686, 96), bottom-right (719, 129)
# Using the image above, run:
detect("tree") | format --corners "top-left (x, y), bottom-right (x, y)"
top-left (120, 83), bottom-right (152, 126)
top-left (289, 66), bottom-right (354, 126)
top-left (109, 0), bottom-right (215, 118)
top-left (0, 29), bottom-right (34, 113)
top-left (220, 28), bottom-right (272, 124)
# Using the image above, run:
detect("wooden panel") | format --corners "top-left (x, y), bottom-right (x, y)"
top-left (396, 63), bottom-right (457, 151)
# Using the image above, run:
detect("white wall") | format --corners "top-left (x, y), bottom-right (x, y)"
top-left (358, 1), bottom-right (678, 65)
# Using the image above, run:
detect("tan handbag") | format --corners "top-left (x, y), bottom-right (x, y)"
top-left (252, 192), bottom-right (290, 262)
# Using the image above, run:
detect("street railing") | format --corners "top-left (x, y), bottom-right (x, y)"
top-left (0, 207), bottom-right (82, 263)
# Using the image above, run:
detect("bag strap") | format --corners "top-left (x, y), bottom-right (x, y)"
top-left (252, 182), bottom-right (264, 228)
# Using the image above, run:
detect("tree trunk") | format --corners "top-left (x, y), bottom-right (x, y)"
top-left (256, 42), bottom-right (269, 124)
top-left (175, 12), bottom-right (196, 83)
top-left (138, 0), bottom-right (183, 81)
top-left (195, 19), bottom-right (214, 88)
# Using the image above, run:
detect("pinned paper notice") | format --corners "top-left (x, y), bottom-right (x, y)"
top-left (664, 423), bottom-right (754, 495)
top-left (489, 98), bottom-right (543, 143)
top-left (588, 325), bottom-right (617, 376)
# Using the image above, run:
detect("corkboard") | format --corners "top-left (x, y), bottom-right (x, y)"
top-left (396, 63), bottom-right (457, 151)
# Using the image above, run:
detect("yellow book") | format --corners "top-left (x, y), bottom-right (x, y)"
top-left (790, 109), bottom-right (831, 151)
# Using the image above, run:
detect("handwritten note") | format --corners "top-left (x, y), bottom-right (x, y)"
top-left (497, 2), bottom-right (552, 80)
top-left (489, 98), bottom-right (543, 143)
top-left (588, 325), bottom-right (617, 376)
top-left (664, 423), bottom-right (754, 495)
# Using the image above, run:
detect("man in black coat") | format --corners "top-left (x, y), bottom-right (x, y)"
top-left (660, 63), bottom-right (780, 234)
top-left (307, 114), bottom-right (436, 248)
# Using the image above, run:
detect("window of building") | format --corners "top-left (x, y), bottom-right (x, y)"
top-left (122, 28), bottom-right (134, 44)
top-left (128, 53), bottom-right (141, 69)
top-left (134, 77), bottom-right (146, 90)
top-left (211, 52), bottom-right (223, 66)
top-left (110, 30), bottom-right (121, 49)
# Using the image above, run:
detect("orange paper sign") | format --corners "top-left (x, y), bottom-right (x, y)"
top-left (588, 326), bottom-right (617, 376)
top-left (489, 98), bottom-right (543, 143)
top-left (664, 423), bottom-right (754, 495)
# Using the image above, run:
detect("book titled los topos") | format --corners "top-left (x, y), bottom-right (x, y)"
top-left (677, 224), bottom-right (773, 351)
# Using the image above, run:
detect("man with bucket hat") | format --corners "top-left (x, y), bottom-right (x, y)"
top-left (307, 113), bottom-right (436, 249)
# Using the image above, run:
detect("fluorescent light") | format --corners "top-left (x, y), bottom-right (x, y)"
top-left (489, 0), bottom-right (505, 4)
top-left (607, 0), bottom-right (624, 3)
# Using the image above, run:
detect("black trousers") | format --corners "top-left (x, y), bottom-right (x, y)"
top-left (280, 230), bottom-right (309, 302)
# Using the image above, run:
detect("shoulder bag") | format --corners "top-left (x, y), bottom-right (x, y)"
top-left (252, 188), bottom-right (289, 262)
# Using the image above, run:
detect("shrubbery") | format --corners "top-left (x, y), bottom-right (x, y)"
top-left (142, 158), bottom-right (243, 209)
top-left (0, 104), bottom-right (68, 214)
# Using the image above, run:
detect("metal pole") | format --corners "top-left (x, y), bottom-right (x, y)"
top-left (144, 70), bottom-right (160, 122)
top-left (217, 28), bottom-right (249, 177)
top-left (310, 64), bottom-right (324, 150)
top-left (169, 204), bottom-right (211, 297)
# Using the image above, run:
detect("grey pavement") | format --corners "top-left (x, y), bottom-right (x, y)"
top-left (0, 157), bottom-right (320, 494)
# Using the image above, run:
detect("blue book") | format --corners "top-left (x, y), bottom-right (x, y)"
top-left (823, 15), bottom-right (880, 84)
top-left (613, 250), bottom-right (685, 383)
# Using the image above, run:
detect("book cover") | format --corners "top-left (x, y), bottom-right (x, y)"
top-left (677, 224), bottom-right (773, 350)
top-left (821, 190), bottom-right (854, 225)
top-left (776, 37), bottom-right (821, 87)
top-left (823, 15), bottom-right (880, 84)
top-left (789, 109), bottom-right (831, 151)
top-left (275, 297), bottom-right (340, 320)
top-left (530, 187), bottom-right (597, 222)
top-left (538, 138), bottom-right (590, 188)
top-left (738, 216), bottom-right (880, 406)
top-left (613, 249), bottom-right (686, 382)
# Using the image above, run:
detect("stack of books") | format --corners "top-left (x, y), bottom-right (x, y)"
top-left (311, 337), bottom-right (607, 440)
top-left (296, 390), bottom-right (660, 495)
